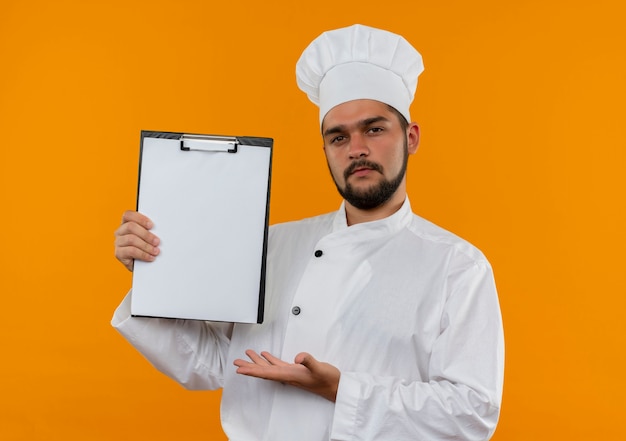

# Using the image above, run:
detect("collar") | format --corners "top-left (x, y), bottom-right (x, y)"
top-left (327, 196), bottom-right (413, 243)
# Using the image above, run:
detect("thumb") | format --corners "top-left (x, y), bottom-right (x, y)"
top-left (295, 352), bottom-right (315, 368)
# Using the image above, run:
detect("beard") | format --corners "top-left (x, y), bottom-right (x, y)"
top-left (329, 140), bottom-right (409, 210)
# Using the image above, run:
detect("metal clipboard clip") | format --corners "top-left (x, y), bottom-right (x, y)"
top-left (181, 134), bottom-right (238, 153)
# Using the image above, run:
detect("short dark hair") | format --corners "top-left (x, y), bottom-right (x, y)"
top-left (386, 105), bottom-right (409, 132)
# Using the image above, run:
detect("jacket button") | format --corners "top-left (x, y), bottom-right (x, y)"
top-left (314, 250), bottom-right (323, 257)
top-left (291, 306), bottom-right (301, 315)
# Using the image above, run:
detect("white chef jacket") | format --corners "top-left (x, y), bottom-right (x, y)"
top-left (112, 198), bottom-right (504, 441)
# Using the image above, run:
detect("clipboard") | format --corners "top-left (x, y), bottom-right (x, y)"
top-left (130, 131), bottom-right (273, 323)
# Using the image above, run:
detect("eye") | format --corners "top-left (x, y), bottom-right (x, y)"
top-left (330, 135), bottom-right (346, 144)
top-left (367, 127), bottom-right (384, 134)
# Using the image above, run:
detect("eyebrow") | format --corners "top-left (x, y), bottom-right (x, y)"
top-left (323, 116), bottom-right (391, 138)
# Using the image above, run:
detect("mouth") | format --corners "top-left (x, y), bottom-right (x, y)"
top-left (350, 167), bottom-right (374, 177)
top-left (344, 160), bottom-right (382, 180)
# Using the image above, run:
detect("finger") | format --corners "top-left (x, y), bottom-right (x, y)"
top-left (245, 349), bottom-right (272, 366)
top-left (294, 352), bottom-right (314, 369)
top-left (115, 221), bottom-right (160, 247)
top-left (114, 211), bottom-right (159, 272)
top-left (260, 351), bottom-right (289, 366)
top-left (114, 233), bottom-right (160, 273)
top-left (115, 242), bottom-right (158, 264)
top-left (233, 358), bottom-right (252, 368)
top-left (233, 356), bottom-right (271, 376)
top-left (114, 233), bottom-right (160, 266)
top-left (115, 232), bottom-right (160, 257)
top-left (121, 210), bottom-right (154, 230)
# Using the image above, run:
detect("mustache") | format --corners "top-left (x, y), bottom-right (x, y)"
top-left (344, 159), bottom-right (383, 180)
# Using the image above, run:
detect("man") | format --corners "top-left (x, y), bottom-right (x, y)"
top-left (113, 24), bottom-right (504, 440)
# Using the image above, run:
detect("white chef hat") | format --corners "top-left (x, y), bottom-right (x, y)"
top-left (296, 24), bottom-right (424, 126)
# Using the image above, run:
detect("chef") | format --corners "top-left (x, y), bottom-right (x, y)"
top-left (113, 24), bottom-right (504, 441)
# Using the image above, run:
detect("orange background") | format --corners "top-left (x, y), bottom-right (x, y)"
top-left (1, 1), bottom-right (625, 439)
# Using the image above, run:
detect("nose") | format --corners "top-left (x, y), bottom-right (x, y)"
top-left (348, 134), bottom-right (369, 159)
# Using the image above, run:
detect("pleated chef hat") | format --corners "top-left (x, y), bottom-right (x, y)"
top-left (296, 24), bottom-right (424, 126)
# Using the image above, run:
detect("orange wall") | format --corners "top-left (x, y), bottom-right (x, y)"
top-left (1, 1), bottom-right (625, 439)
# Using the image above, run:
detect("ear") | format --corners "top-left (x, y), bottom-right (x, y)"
top-left (407, 123), bottom-right (420, 155)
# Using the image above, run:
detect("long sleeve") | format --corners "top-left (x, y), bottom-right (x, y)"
top-left (330, 258), bottom-right (504, 441)
top-left (111, 291), bottom-right (234, 390)
top-left (110, 201), bottom-right (505, 441)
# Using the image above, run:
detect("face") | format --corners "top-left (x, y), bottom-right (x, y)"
top-left (321, 99), bottom-right (419, 210)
